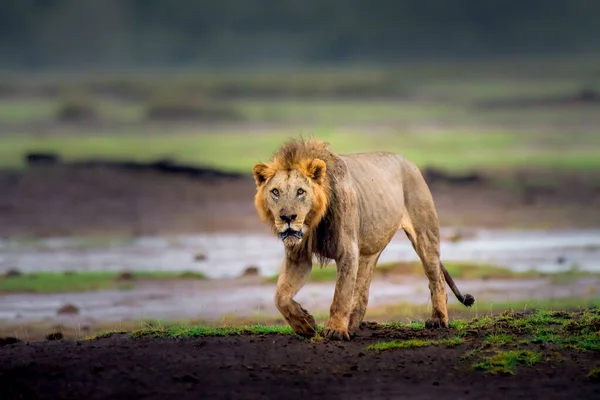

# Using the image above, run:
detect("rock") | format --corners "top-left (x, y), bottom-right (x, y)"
top-left (194, 252), bottom-right (207, 262)
top-left (116, 271), bottom-right (134, 281)
top-left (57, 304), bottom-right (80, 315)
top-left (241, 266), bottom-right (260, 277)
top-left (4, 268), bottom-right (21, 278)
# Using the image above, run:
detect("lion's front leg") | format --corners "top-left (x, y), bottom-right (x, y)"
top-left (348, 252), bottom-right (381, 336)
top-left (323, 244), bottom-right (359, 341)
top-left (274, 254), bottom-right (316, 338)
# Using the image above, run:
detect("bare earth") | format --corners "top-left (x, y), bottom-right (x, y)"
top-left (1, 321), bottom-right (599, 400)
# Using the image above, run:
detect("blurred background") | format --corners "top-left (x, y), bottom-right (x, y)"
top-left (1, 0), bottom-right (600, 340)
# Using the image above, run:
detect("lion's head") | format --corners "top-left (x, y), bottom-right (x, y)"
top-left (252, 139), bottom-right (332, 248)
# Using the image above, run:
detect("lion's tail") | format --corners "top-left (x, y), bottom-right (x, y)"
top-left (440, 262), bottom-right (475, 307)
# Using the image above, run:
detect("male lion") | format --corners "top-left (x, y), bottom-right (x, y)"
top-left (252, 137), bottom-right (474, 341)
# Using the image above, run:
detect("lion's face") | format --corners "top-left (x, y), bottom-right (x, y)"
top-left (252, 158), bottom-right (328, 248)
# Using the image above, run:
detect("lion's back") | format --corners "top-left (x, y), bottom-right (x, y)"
top-left (336, 152), bottom-right (427, 244)
top-left (340, 151), bottom-right (419, 194)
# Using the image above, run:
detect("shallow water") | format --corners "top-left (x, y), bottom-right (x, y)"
top-left (1, 228), bottom-right (599, 279)
top-left (2, 276), bottom-right (598, 324)
top-left (1, 228), bottom-right (599, 324)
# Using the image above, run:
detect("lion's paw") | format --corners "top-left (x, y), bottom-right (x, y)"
top-left (322, 327), bottom-right (350, 341)
top-left (425, 318), bottom-right (449, 329)
top-left (288, 311), bottom-right (317, 338)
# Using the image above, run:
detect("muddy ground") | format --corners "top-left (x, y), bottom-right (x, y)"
top-left (1, 163), bottom-right (600, 238)
top-left (1, 318), bottom-right (599, 400)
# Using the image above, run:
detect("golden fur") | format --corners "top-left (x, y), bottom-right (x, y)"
top-left (252, 137), bottom-right (474, 341)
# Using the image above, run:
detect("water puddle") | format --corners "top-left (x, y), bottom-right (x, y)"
top-left (1, 228), bottom-right (599, 324)
top-left (1, 228), bottom-right (599, 278)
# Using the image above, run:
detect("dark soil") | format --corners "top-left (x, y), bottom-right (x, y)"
top-left (0, 322), bottom-right (598, 400)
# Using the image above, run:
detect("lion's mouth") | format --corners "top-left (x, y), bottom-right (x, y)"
top-left (279, 228), bottom-right (303, 241)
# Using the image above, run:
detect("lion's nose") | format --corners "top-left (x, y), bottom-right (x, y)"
top-left (280, 214), bottom-right (297, 223)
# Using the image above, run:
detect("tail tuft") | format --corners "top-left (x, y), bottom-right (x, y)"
top-left (462, 294), bottom-right (475, 307)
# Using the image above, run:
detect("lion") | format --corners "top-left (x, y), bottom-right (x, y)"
top-left (252, 137), bottom-right (474, 341)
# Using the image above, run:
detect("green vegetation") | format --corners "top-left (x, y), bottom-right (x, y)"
top-left (2, 59), bottom-right (600, 176)
top-left (3, 121), bottom-right (600, 173)
top-left (131, 324), bottom-right (294, 339)
top-left (367, 337), bottom-right (464, 351)
top-left (484, 333), bottom-right (515, 346)
top-left (379, 321), bottom-right (426, 331)
top-left (365, 307), bottom-right (600, 375)
top-left (0, 270), bottom-right (206, 294)
top-left (366, 337), bottom-right (464, 351)
top-left (472, 350), bottom-right (542, 375)
top-left (266, 260), bottom-right (599, 283)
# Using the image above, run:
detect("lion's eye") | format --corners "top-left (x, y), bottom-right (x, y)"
top-left (297, 188), bottom-right (305, 196)
top-left (270, 188), bottom-right (279, 197)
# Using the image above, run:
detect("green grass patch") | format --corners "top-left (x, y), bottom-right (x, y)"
top-left (449, 308), bottom-right (600, 374)
top-left (367, 337), bottom-right (465, 351)
top-left (379, 321), bottom-right (426, 331)
top-left (85, 330), bottom-right (126, 340)
top-left (131, 323), bottom-right (294, 339)
top-left (265, 260), bottom-right (572, 284)
top-left (265, 265), bottom-right (337, 283)
top-left (484, 333), bottom-right (515, 346)
top-left (472, 350), bottom-right (542, 375)
top-left (377, 261), bottom-right (550, 280)
top-left (0, 270), bottom-right (207, 294)
top-left (2, 126), bottom-right (600, 173)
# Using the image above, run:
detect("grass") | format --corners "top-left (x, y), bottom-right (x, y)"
top-left (366, 337), bottom-right (464, 351)
top-left (484, 333), bottom-right (515, 346)
top-left (472, 350), bottom-right (543, 375)
top-left (379, 321), bottom-right (426, 330)
top-left (131, 323), bottom-right (294, 339)
top-left (0, 270), bottom-right (206, 294)
top-left (367, 307), bottom-right (600, 375)
top-left (265, 260), bottom-right (598, 283)
top-left (1, 59), bottom-right (600, 175)
top-left (2, 128), bottom-right (600, 173)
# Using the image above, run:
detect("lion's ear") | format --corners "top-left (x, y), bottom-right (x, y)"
top-left (307, 159), bottom-right (326, 185)
top-left (252, 162), bottom-right (274, 186)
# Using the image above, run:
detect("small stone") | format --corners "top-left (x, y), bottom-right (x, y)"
top-left (4, 269), bottom-right (21, 278)
top-left (57, 303), bottom-right (80, 315)
top-left (240, 266), bottom-right (260, 277)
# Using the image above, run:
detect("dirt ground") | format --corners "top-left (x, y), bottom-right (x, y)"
top-left (1, 164), bottom-right (600, 238)
top-left (1, 320), bottom-right (599, 400)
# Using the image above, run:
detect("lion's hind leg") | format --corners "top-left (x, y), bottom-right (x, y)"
top-left (348, 252), bottom-right (381, 336)
top-left (403, 221), bottom-right (449, 329)
top-left (274, 256), bottom-right (317, 337)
